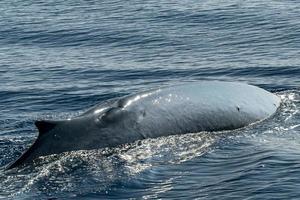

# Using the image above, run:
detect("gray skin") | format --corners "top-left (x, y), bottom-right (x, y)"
top-left (7, 81), bottom-right (281, 169)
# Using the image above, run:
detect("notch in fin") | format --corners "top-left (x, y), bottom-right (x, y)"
top-left (35, 120), bottom-right (57, 135)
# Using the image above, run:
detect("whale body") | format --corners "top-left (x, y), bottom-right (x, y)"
top-left (8, 81), bottom-right (280, 169)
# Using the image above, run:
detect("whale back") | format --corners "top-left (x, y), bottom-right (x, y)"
top-left (105, 81), bottom-right (280, 138)
top-left (7, 81), bottom-right (281, 169)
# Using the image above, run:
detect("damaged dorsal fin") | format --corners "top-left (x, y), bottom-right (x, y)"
top-left (35, 120), bottom-right (57, 135)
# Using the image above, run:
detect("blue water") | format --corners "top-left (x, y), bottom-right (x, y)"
top-left (1, 0), bottom-right (300, 199)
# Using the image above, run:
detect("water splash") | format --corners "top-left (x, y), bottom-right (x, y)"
top-left (0, 131), bottom-right (217, 198)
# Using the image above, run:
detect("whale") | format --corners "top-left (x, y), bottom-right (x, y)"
top-left (7, 81), bottom-right (281, 169)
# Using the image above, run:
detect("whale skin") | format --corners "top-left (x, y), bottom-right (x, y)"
top-left (7, 81), bottom-right (281, 169)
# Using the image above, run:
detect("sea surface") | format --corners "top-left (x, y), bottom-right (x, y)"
top-left (1, 0), bottom-right (300, 199)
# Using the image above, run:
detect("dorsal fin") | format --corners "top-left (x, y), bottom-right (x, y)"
top-left (35, 120), bottom-right (57, 135)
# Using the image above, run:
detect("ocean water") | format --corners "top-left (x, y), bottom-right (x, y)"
top-left (0, 0), bottom-right (300, 199)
